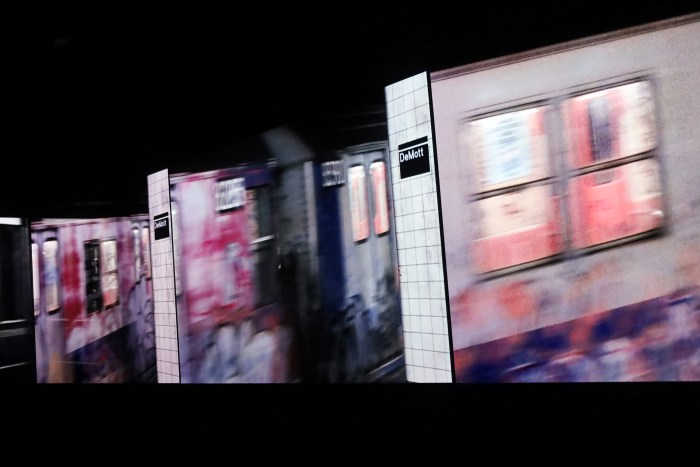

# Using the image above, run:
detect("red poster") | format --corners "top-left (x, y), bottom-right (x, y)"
top-left (565, 81), bottom-right (657, 169)
top-left (569, 159), bottom-right (663, 248)
top-left (473, 184), bottom-right (563, 273)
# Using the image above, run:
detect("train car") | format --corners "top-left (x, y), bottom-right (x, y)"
top-left (31, 216), bottom-right (156, 383)
top-left (313, 142), bottom-right (403, 382)
top-left (168, 161), bottom-right (300, 383)
top-left (261, 127), bottom-right (404, 383)
top-left (418, 13), bottom-right (700, 382)
top-left (162, 125), bottom-right (405, 383)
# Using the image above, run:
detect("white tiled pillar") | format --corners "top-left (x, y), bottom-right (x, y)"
top-left (385, 72), bottom-right (453, 383)
top-left (147, 169), bottom-right (180, 383)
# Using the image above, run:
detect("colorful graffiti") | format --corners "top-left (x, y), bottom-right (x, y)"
top-left (454, 287), bottom-right (700, 382)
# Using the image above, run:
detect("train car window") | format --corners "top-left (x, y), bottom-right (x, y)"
top-left (564, 80), bottom-right (663, 250)
top-left (370, 161), bottom-right (390, 236)
top-left (568, 158), bottom-right (664, 249)
top-left (133, 227), bottom-right (141, 280)
top-left (247, 187), bottom-right (272, 240)
top-left (348, 165), bottom-right (370, 242)
top-left (564, 81), bottom-right (657, 170)
top-left (247, 186), bottom-right (276, 307)
top-left (472, 184), bottom-right (563, 274)
top-left (100, 240), bottom-right (119, 307)
top-left (463, 105), bottom-right (562, 274)
top-left (84, 241), bottom-right (103, 313)
top-left (141, 227), bottom-right (151, 280)
top-left (43, 239), bottom-right (60, 313)
top-left (465, 106), bottom-right (551, 193)
top-left (32, 242), bottom-right (39, 317)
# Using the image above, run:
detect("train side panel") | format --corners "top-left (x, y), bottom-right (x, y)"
top-left (32, 217), bottom-right (156, 383)
top-left (171, 166), bottom-right (300, 383)
top-left (429, 17), bottom-right (700, 382)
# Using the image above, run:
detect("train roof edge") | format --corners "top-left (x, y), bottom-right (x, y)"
top-left (430, 12), bottom-right (700, 82)
top-left (31, 214), bottom-right (150, 230)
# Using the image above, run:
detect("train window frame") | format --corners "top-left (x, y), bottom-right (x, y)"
top-left (561, 76), bottom-right (666, 254)
top-left (462, 74), bottom-right (667, 282)
top-left (347, 163), bottom-right (371, 244)
top-left (459, 101), bottom-right (566, 277)
top-left (369, 159), bottom-right (391, 237)
top-left (42, 237), bottom-right (61, 314)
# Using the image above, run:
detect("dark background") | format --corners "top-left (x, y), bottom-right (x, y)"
top-left (5, 4), bottom-right (700, 453)
top-left (4, 3), bottom-right (698, 220)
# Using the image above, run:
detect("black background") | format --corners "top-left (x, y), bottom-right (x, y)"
top-left (5, 4), bottom-right (700, 452)
top-left (5, 4), bottom-right (699, 219)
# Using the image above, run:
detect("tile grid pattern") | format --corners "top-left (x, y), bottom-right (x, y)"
top-left (147, 169), bottom-right (180, 383)
top-left (385, 73), bottom-right (452, 383)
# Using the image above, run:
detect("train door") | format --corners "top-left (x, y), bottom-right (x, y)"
top-left (127, 219), bottom-right (156, 382)
top-left (339, 145), bottom-right (402, 380)
top-left (0, 218), bottom-right (36, 382)
top-left (31, 227), bottom-right (67, 382)
top-left (172, 170), bottom-right (279, 383)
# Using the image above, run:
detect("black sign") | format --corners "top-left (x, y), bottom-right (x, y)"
top-left (215, 177), bottom-right (246, 212)
top-left (154, 212), bottom-right (170, 240)
top-left (321, 161), bottom-right (345, 187)
top-left (399, 136), bottom-right (430, 179)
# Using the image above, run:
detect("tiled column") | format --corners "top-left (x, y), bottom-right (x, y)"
top-left (147, 169), bottom-right (180, 383)
top-left (385, 72), bottom-right (453, 383)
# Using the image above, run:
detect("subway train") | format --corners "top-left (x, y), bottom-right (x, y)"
top-left (423, 13), bottom-right (700, 382)
top-left (25, 129), bottom-right (404, 384)
top-left (166, 127), bottom-right (404, 383)
top-left (31, 216), bottom-right (156, 383)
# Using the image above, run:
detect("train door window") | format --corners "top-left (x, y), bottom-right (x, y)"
top-left (100, 240), bottom-right (119, 307)
top-left (84, 241), bottom-right (103, 313)
top-left (370, 161), bottom-right (390, 236)
top-left (463, 105), bottom-right (563, 274)
top-left (348, 165), bottom-right (370, 242)
top-left (133, 227), bottom-right (141, 280)
top-left (43, 239), bottom-right (60, 313)
top-left (563, 80), bottom-right (663, 250)
top-left (247, 186), bottom-right (276, 307)
top-left (32, 242), bottom-right (39, 317)
top-left (141, 227), bottom-right (151, 280)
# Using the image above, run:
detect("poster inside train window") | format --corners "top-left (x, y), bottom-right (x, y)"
top-left (43, 239), bottom-right (60, 313)
top-left (101, 240), bottom-right (119, 307)
top-left (464, 106), bottom-right (551, 193)
top-left (568, 158), bottom-right (664, 249)
top-left (370, 161), bottom-right (390, 236)
top-left (564, 80), bottom-right (657, 169)
top-left (348, 165), bottom-right (370, 242)
top-left (472, 184), bottom-right (563, 274)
